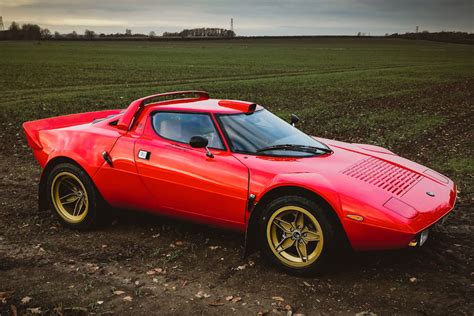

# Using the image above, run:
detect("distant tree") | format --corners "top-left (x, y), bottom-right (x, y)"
top-left (125, 28), bottom-right (132, 36)
top-left (21, 24), bottom-right (41, 40)
top-left (40, 28), bottom-right (52, 39)
top-left (9, 21), bottom-right (21, 33)
top-left (84, 29), bottom-right (96, 39)
top-left (54, 31), bottom-right (61, 39)
top-left (149, 31), bottom-right (156, 37)
top-left (225, 29), bottom-right (235, 37)
top-left (6, 22), bottom-right (21, 39)
top-left (357, 32), bottom-right (361, 36)
top-left (163, 31), bottom-right (179, 37)
top-left (65, 31), bottom-right (78, 39)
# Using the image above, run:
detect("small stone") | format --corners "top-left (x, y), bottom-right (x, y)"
top-left (195, 290), bottom-right (211, 299)
top-left (21, 296), bottom-right (32, 304)
top-left (272, 296), bottom-right (285, 302)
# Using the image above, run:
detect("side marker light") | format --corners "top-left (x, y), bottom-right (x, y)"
top-left (346, 214), bottom-right (364, 222)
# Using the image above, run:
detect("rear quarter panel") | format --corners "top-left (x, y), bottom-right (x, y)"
top-left (39, 122), bottom-right (123, 177)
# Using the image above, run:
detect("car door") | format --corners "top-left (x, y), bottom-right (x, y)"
top-left (134, 111), bottom-right (249, 229)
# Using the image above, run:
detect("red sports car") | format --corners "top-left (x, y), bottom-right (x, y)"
top-left (23, 91), bottom-right (456, 275)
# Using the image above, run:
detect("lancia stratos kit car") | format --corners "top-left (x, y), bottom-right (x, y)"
top-left (23, 91), bottom-right (457, 275)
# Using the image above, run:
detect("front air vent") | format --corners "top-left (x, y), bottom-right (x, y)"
top-left (341, 157), bottom-right (422, 196)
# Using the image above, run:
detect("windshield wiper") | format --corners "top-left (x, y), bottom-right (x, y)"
top-left (256, 144), bottom-right (333, 154)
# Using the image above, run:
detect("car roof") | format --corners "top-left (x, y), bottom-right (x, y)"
top-left (117, 91), bottom-right (262, 131)
top-left (146, 98), bottom-right (263, 114)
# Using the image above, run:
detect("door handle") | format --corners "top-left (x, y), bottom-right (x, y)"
top-left (102, 151), bottom-right (113, 167)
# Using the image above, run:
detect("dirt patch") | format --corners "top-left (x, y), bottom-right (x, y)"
top-left (1, 82), bottom-right (473, 315)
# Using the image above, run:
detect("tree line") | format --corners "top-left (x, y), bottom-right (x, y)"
top-left (0, 22), bottom-right (51, 40)
top-left (388, 31), bottom-right (473, 45)
top-left (0, 22), bottom-right (151, 40)
top-left (163, 28), bottom-right (235, 38)
top-left (1, 21), bottom-right (470, 43)
top-left (0, 22), bottom-right (235, 40)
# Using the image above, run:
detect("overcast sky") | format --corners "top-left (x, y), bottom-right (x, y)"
top-left (1, 0), bottom-right (472, 36)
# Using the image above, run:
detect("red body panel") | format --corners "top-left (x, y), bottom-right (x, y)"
top-left (23, 110), bottom-right (122, 169)
top-left (23, 93), bottom-right (457, 251)
top-left (34, 115), bottom-right (123, 177)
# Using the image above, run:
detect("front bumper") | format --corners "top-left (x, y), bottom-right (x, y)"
top-left (344, 198), bottom-right (456, 251)
top-left (408, 229), bottom-right (430, 247)
top-left (408, 206), bottom-right (453, 247)
top-left (341, 175), bottom-right (457, 251)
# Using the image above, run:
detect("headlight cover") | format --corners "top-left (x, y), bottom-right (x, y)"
top-left (383, 197), bottom-right (418, 219)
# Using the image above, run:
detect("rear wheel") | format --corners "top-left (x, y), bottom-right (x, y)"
top-left (46, 163), bottom-right (101, 229)
top-left (259, 195), bottom-right (337, 276)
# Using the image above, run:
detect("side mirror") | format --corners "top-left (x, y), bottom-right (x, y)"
top-left (290, 114), bottom-right (300, 127)
top-left (189, 136), bottom-right (214, 158)
top-left (190, 136), bottom-right (208, 148)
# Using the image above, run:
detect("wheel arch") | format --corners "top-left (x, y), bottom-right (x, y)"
top-left (38, 156), bottom-right (90, 212)
top-left (243, 185), bottom-right (350, 257)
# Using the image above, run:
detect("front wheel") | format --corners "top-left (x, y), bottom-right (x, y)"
top-left (46, 162), bottom-right (102, 230)
top-left (259, 195), bottom-right (337, 276)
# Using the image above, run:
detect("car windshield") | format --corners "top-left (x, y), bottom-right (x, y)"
top-left (218, 109), bottom-right (330, 157)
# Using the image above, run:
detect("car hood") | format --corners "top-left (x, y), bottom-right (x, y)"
top-left (236, 136), bottom-right (450, 181)
top-left (236, 137), bottom-right (456, 232)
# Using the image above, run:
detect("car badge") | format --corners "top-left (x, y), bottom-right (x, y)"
top-left (426, 191), bottom-right (435, 197)
top-left (138, 150), bottom-right (151, 160)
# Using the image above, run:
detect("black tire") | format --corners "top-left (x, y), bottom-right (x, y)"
top-left (259, 195), bottom-right (337, 276)
top-left (45, 162), bottom-right (103, 230)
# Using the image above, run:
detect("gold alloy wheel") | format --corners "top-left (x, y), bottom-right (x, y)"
top-left (51, 172), bottom-right (89, 223)
top-left (266, 206), bottom-right (324, 268)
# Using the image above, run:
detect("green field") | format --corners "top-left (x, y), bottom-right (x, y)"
top-left (0, 38), bottom-right (473, 315)
top-left (0, 38), bottom-right (473, 192)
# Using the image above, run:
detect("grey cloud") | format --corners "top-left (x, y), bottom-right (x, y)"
top-left (0, 0), bottom-right (472, 35)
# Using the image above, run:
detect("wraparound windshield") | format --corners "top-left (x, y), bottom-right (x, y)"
top-left (218, 109), bottom-right (330, 157)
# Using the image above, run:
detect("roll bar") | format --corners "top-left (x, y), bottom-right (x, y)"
top-left (116, 91), bottom-right (209, 131)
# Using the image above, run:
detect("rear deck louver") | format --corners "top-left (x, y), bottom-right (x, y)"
top-left (341, 157), bottom-right (422, 196)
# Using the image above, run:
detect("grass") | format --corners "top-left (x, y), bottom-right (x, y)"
top-left (0, 38), bottom-right (472, 193)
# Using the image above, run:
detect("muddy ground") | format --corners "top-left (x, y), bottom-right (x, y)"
top-left (0, 82), bottom-right (473, 315)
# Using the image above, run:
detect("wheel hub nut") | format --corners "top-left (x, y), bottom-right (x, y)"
top-left (292, 230), bottom-right (302, 240)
